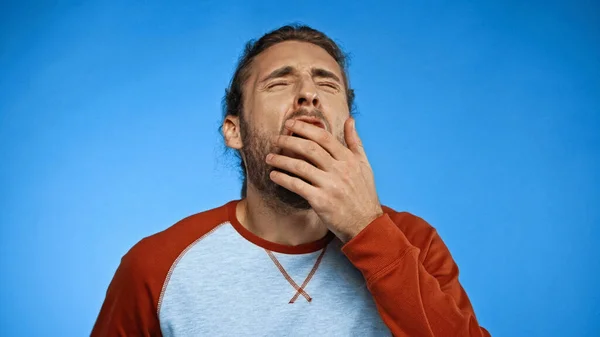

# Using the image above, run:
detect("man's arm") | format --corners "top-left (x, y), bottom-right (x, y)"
top-left (91, 249), bottom-right (162, 337)
top-left (342, 212), bottom-right (491, 337)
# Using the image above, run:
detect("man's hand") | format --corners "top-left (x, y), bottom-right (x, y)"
top-left (266, 117), bottom-right (383, 242)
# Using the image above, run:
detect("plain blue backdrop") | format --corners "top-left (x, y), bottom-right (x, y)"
top-left (1, 1), bottom-right (598, 336)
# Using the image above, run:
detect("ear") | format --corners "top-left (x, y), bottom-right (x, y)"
top-left (223, 115), bottom-right (243, 150)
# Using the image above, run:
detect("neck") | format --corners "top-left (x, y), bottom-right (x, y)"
top-left (236, 185), bottom-right (329, 246)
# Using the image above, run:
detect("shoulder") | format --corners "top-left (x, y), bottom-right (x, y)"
top-left (120, 200), bottom-right (235, 281)
top-left (92, 202), bottom-right (237, 336)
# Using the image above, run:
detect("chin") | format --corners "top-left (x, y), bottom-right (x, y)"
top-left (268, 169), bottom-right (312, 210)
top-left (275, 186), bottom-right (311, 210)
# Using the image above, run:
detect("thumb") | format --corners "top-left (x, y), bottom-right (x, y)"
top-left (344, 117), bottom-right (366, 156)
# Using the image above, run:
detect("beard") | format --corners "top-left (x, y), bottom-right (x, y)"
top-left (240, 109), bottom-right (346, 213)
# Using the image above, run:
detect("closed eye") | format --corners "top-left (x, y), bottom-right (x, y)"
top-left (267, 82), bottom-right (289, 89)
top-left (318, 82), bottom-right (340, 91)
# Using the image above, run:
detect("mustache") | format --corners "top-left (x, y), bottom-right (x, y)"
top-left (280, 108), bottom-right (331, 134)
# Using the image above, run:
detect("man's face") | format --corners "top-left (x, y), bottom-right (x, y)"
top-left (240, 41), bottom-right (350, 210)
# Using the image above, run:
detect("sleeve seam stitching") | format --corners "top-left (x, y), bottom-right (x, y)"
top-left (366, 246), bottom-right (418, 284)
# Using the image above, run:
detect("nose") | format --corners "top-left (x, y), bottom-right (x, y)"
top-left (294, 79), bottom-right (320, 110)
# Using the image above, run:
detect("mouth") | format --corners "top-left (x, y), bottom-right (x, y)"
top-left (284, 116), bottom-right (327, 137)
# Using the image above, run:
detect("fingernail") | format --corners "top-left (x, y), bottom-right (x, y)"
top-left (285, 119), bottom-right (295, 127)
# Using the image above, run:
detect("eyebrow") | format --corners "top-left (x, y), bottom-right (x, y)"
top-left (259, 66), bottom-right (295, 84)
top-left (259, 66), bottom-right (342, 84)
top-left (311, 67), bottom-right (341, 84)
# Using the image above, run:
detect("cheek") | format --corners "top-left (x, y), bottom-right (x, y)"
top-left (333, 95), bottom-right (351, 115)
top-left (321, 97), bottom-right (349, 130)
top-left (251, 94), bottom-right (292, 131)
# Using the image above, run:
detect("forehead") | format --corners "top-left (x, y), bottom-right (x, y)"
top-left (251, 41), bottom-right (343, 80)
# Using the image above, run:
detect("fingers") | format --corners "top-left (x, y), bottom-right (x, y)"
top-left (268, 170), bottom-right (319, 202)
top-left (266, 153), bottom-right (329, 187)
top-left (284, 120), bottom-right (351, 160)
top-left (344, 117), bottom-right (366, 157)
top-left (273, 135), bottom-right (332, 170)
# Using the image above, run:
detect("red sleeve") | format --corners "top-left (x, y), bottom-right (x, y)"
top-left (342, 212), bottom-right (491, 337)
top-left (90, 248), bottom-right (163, 337)
top-left (90, 203), bottom-right (232, 337)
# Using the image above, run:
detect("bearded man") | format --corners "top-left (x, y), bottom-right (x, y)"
top-left (92, 24), bottom-right (491, 337)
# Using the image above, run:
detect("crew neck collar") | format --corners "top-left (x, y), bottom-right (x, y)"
top-left (226, 200), bottom-right (335, 255)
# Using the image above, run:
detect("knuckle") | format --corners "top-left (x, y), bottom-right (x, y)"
top-left (331, 184), bottom-right (343, 197)
top-left (293, 178), bottom-right (304, 191)
top-left (294, 160), bottom-right (305, 172)
top-left (318, 131), bottom-right (330, 144)
top-left (335, 162), bottom-right (349, 174)
top-left (313, 195), bottom-right (324, 208)
top-left (307, 142), bottom-right (318, 153)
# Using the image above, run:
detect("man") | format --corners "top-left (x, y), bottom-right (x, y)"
top-left (92, 25), bottom-right (491, 337)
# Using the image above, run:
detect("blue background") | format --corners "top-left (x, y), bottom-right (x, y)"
top-left (1, 1), bottom-right (598, 336)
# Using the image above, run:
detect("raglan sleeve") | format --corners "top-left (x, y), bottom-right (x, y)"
top-left (342, 212), bottom-right (491, 337)
top-left (91, 247), bottom-right (163, 337)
